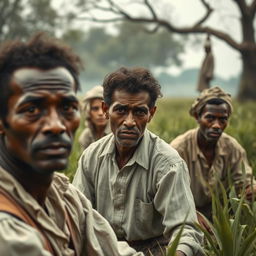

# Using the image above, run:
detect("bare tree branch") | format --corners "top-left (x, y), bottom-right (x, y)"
top-left (144, 0), bottom-right (158, 20)
top-left (249, 0), bottom-right (256, 17)
top-left (194, 0), bottom-right (214, 26)
top-left (233, 0), bottom-right (249, 17)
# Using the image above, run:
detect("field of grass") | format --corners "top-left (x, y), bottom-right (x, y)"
top-left (65, 97), bottom-right (256, 178)
top-left (65, 97), bottom-right (256, 255)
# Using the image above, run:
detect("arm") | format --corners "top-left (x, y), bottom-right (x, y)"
top-left (154, 160), bottom-right (204, 256)
top-left (0, 212), bottom-right (51, 256)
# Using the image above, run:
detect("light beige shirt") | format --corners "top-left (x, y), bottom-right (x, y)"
top-left (78, 124), bottom-right (111, 151)
top-left (73, 129), bottom-right (204, 256)
top-left (0, 167), bottom-right (142, 256)
top-left (171, 128), bottom-right (253, 214)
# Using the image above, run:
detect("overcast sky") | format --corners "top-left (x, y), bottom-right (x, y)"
top-left (169, 0), bottom-right (242, 79)
top-left (54, 0), bottom-right (244, 79)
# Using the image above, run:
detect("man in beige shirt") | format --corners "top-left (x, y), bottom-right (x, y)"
top-left (0, 33), bottom-right (141, 256)
top-left (170, 87), bottom-right (255, 221)
top-left (73, 67), bottom-right (204, 256)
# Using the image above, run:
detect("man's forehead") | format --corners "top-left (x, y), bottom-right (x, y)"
top-left (111, 89), bottom-right (150, 105)
top-left (11, 67), bottom-right (75, 91)
top-left (203, 103), bottom-right (229, 113)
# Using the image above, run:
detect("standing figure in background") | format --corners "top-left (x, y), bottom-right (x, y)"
top-left (197, 35), bottom-right (214, 92)
top-left (79, 85), bottom-right (111, 151)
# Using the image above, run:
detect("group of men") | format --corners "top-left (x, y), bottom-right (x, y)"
top-left (0, 33), bottom-right (254, 256)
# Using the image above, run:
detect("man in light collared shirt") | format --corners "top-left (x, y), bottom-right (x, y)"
top-left (73, 67), bottom-right (204, 256)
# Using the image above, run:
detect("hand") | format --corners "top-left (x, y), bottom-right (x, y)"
top-left (245, 184), bottom-right (256, 201)
top-left (176, 251), bottom-right (186, 256)
top-left (196, 211), bottom-right (213, 234)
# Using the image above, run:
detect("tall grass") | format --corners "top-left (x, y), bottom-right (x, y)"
top-left (64, 97), bottom-right (256, 255)
top-left (65, 97), bottom-right (256, 179)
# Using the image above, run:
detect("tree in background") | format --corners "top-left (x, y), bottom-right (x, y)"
top-left (76, 0), bottom-right (256, 100)
top-left (62, 21), bottom-right (184, 83)
top-left (0, 0), bottom-right (61, 41)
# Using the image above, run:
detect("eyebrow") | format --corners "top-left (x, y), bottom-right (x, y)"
top-left (19, 95), bottom-right (78, 106)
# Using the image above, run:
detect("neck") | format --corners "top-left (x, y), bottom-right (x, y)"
top-left (94, 125), bottom-right (106, 139)
top-left (0, 136), bottom-right (53, 206)
top-left (197, 131), bottom-right (217, 166)
top-left (115, 145), bottom-right (137, 169)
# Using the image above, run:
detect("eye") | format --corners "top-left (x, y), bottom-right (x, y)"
top-left (134, 109), bottom-right (147, 116)
top-left (63, 103), bottom-right (78, 114)
top-left (116, 107), bottom-right (126, 114)
top-left (23, 105), bottom-right (40, 116)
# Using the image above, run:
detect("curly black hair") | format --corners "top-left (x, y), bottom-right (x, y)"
top-left (103, 67), bottom-right (162, 108)
top-left (0, 32), bottom-right (83, 120)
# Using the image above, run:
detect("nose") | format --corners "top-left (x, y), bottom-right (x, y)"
top-left (123, 112), bottom-right (135, 128)
top-left (42, 109), bottom-right (66, 135)
top-left (212, 120), bottom-right (221, 130)
top-left (98, 108), bottom-right (104, 116)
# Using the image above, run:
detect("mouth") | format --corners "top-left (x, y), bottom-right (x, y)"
top-left (36, 143), bottom-right (71, 157)
top-left (208, 132), bottom-right (221, 138)
top-left (118, 131), bottom-right (139, 139)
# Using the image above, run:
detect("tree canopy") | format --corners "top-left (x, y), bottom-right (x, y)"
top-left (77, 0), bottom-right (256, 100)
top-left (62, 21), bottom-right (184, 82)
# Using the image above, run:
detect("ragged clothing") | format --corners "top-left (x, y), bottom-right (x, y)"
top-left (0, 167), bottom-right (143, 256)
top-left (171, 128), bottom-right (253, 218)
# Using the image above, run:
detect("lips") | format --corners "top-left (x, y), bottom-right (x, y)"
top-left (208, 132), bottom-right (221, 138)
top-left (36, 143), bottom-right (71, 157)
top-left (118, 130), bottom-right (138, 139)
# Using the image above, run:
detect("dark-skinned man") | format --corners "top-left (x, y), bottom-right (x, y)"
top-left (0, 33), bottom-right (142, 256)
top-left (170, 86), bottom-right (256, 229)
top-left (73, 67), bottom-right (204, 256)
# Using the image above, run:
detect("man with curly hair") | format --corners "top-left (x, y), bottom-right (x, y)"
top-left (0, 33), bottom-right (142, 256)
top-left (73, 67), bottom-right (204, 256)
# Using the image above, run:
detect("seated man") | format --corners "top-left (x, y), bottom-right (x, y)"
top-left (73, 67), bottom-right (204, 256)
top-left (79, 85), bottom-right (111, 151)
top-left (0, 33), bottom-right (142, 256)
top-left (170, 86), bottom-right (255, 221)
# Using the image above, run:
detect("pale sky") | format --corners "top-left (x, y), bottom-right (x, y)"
top-left (53, 0), bottom-right (244, 79)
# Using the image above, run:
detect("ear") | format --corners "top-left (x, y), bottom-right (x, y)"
top-left (148, 106), bottom-right (157, 123)
top-left (0, 120), bottom-right (4, 135)
top-left (102, 102), bottom-right (109, 119)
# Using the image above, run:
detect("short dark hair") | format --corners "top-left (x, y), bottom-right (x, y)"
top-left (103, 67), bottom-right (162, 108)
top-left (199, 98), bottom-right (231, 116)
top-left (0, 32), bottom-right (83, 121)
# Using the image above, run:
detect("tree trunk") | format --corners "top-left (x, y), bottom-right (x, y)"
top-left (237, 49), bottom-right (256, 100)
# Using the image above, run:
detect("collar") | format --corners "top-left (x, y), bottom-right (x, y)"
top-left (99, 129), bottom-right (151, 170)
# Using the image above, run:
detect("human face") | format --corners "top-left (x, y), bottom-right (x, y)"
top-left (103, 89), bottom-right (156, 152)
top-left (90, 98), bottom-right (107, 128)
top-left (197, 103), bottom-right (229, 142)
top-left (0, 67), bottom-right (80, 174)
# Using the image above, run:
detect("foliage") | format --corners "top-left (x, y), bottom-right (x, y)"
top-left (65, 98), bottom-right (256, 178)
top-left (61, 22), bottom-right (184, 81)
top-left (0, 0), bottom-right (60, 42)
top-left (65, 97), bottom-right (256, 255)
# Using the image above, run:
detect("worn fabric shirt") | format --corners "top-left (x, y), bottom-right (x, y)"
top-left (73, 129), bottom-right (204, 256)
top-left (170, 128), bottom-right (253, 214)
top-left (0, 167), bottom-right (143, 256)
top-left (78, 123), bottom-right (111, 151)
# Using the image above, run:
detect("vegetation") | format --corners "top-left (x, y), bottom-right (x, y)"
top-left (81, 0), bottom-right (256, 100)
top-left (65, 97), bottom-right (256, 178)
top-left (65, 98), bottom-right (256, 255)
